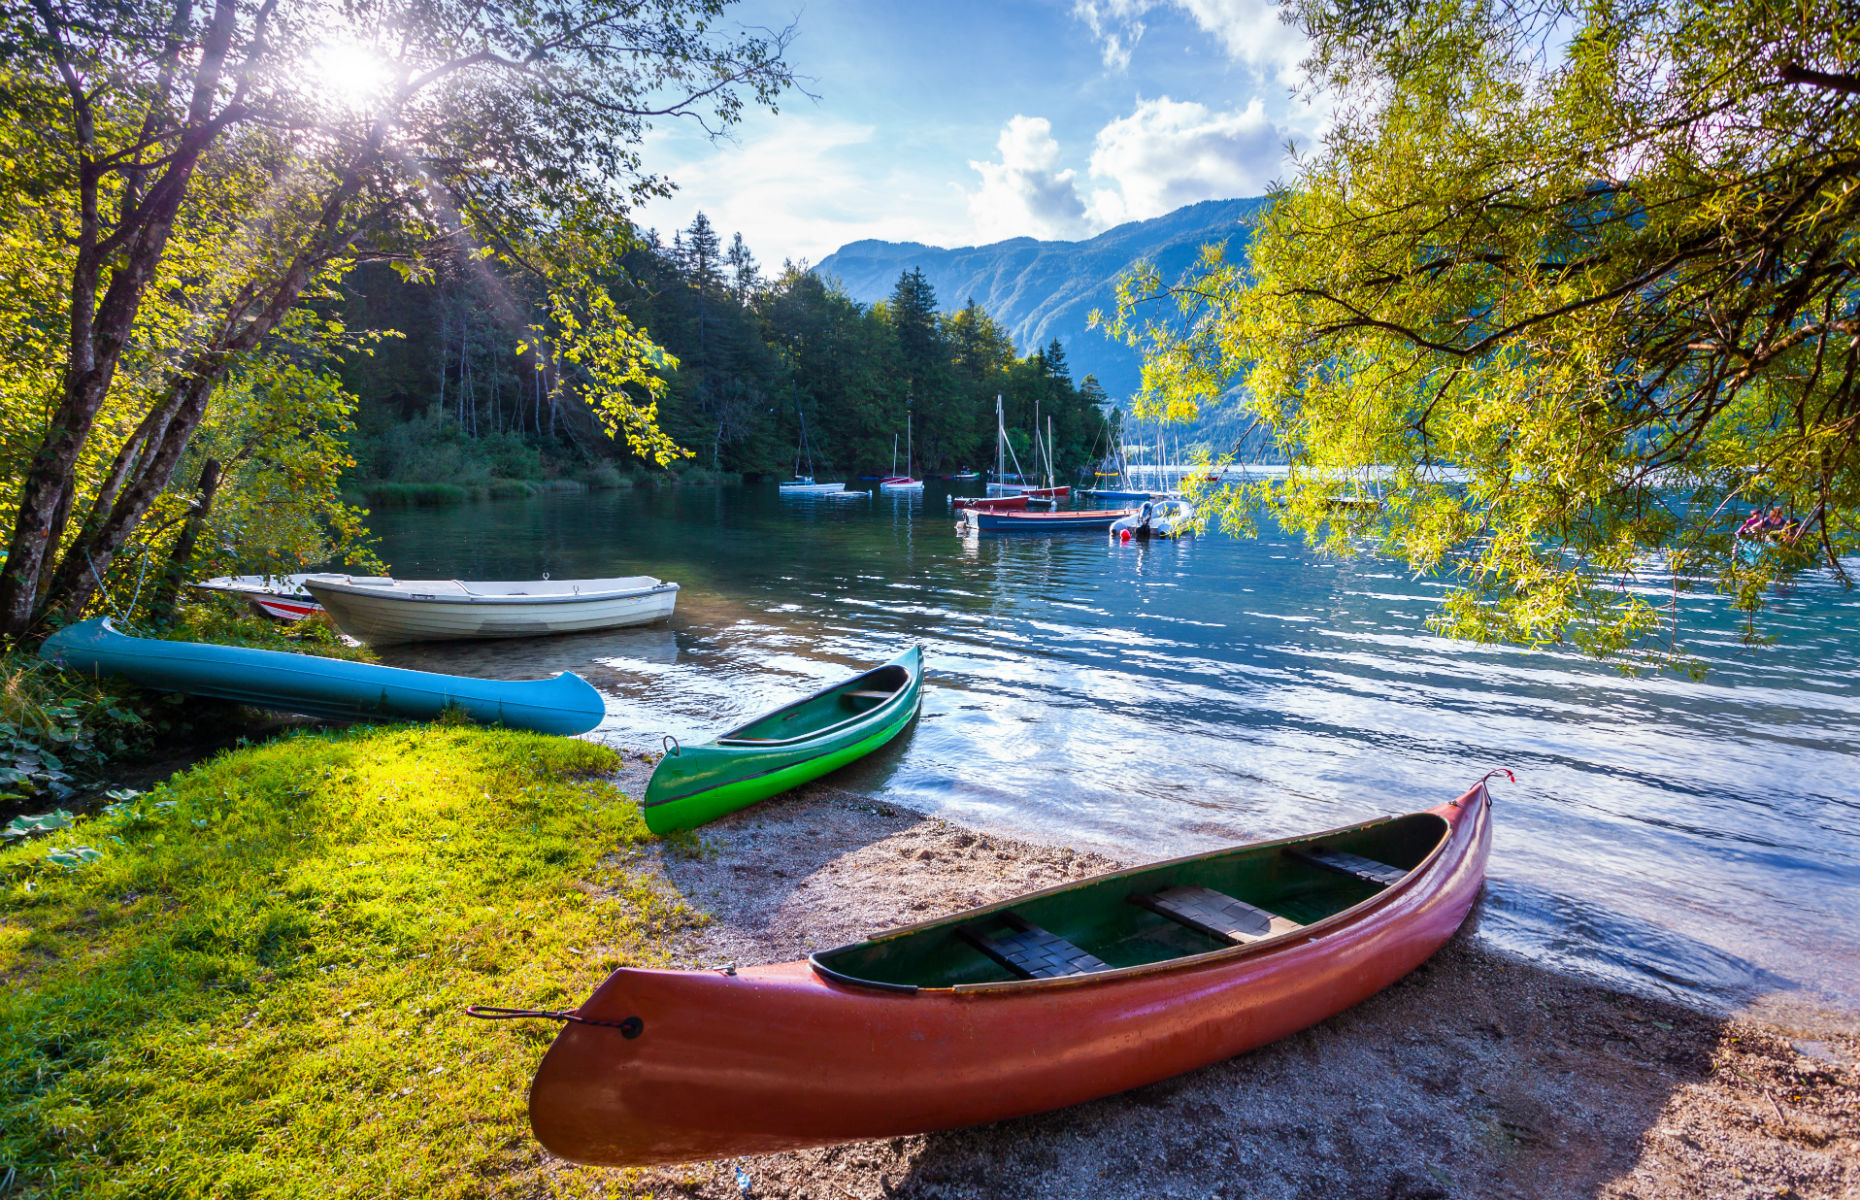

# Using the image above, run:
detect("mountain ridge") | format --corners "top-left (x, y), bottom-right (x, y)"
top-left (813, 196), bottom-right (1269, 399)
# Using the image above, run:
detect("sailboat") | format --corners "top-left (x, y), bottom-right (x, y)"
top-left (779, 405), bottom-right (845, 495)
top-left (879, 413), bottom-right (924, 491)
top-left (986, 394), bottom-right (1068, 500)
top-left (1084, 415), bottom-right (1156, 504)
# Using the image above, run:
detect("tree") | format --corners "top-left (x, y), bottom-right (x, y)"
top-left (0, 0), bottom-right (793, 638)
top-left (886, 268), bottom-right (966, 469)
top-left (726, 231), bottom-right (760, 304)
top-left (1109, 0), bottom-right (1860, 666)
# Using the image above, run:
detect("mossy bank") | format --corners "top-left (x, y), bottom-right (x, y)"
top-left (0, 725), bottom-right (694, 1199)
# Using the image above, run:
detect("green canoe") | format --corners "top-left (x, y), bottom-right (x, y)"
top-left (643, 646), bottom-right (924, 834)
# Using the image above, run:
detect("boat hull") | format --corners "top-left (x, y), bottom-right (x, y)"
top-left (249, 595), bottom-right (324, 621)
top-left (642, 648), bottom-right (923, 834)
top-left (949, 495), bottom-right (1028, 511)
top-left (529, 784), bottom-right (1492, 1165)
top-left (40, 619), bottom-right (606, 735)
top-left (972, 508), bottom-right (1133, 532)
top-left (192, 574), bottom-right (325, 622)
top-left (305, 578), bottom-right (678, 646)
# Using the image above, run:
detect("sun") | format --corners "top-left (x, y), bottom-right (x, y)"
top-left (305, 41), bottom-right (399, 112)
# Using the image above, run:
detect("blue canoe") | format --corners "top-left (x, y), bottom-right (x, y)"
top-left (40, 618), bottom-right (605, 736)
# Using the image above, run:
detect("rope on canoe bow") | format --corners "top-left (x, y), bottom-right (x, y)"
top-left (1475, 768), bottom-right (1516, 796)
top-left (662, 734), bottom-right (680, 757)
top-left (466, 1005), bottom-right (643, 1038)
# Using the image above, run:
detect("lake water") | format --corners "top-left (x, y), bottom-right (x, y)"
top-left (366, 484), bottom-right (1860, 1019)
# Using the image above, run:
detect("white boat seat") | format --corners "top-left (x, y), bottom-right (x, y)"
top-left (1288, 847), bottom-right (1408, 888)
top-left (842, 690), bottom-right (894, 701)
top-left (961, 914), bottom-right (1111, 979)
top-left (1134, 885), bottom-right (1302, 944)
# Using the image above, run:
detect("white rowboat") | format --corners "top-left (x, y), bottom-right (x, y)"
top-left (303, 575), bottom-right (678, 646)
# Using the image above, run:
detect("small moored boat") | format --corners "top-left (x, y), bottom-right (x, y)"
top-left (966, 507), bottom-right (1132, 533)
top-left (949, 494), bottom-right (1029, 512)
top-left (879, 420), bottom-right (924, 491)
top-left (41, 618), bottom-right (604, 735)
top-left (1111, 498), bottom-right (1197, 540)
top-left (192, 574), bottom-right (324, 621)
top-left (520, 777), bottom-right (1498, 1165)
top-left (642, 647), bottom-right (923, 834)
top-left (989, 483), bottom-right (1070, 500)
top-left (778, 407), bottom-right (844, 494)
top-left (304, 575), bottom-right (678, 646)
top-left (1083, 488), bottom-right (1163, 504)
top-left (778, 478), bottom-right (845, 495)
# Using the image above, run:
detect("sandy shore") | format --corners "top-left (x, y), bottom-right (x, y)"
top-left (591, 757), bottom-right (1859, 1200)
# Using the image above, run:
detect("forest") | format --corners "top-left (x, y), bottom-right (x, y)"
top-left (338, 212), bottom-right (1115, 494)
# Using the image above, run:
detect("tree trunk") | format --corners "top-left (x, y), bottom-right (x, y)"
top-left (0, 0), bottom-right (239, 638)
top-left (41, 365), bottom-right (220, 626)
top-left (147, 456), bottom-right (221, 623)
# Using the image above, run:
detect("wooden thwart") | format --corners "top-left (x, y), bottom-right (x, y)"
top-left (1289, 847), bottom-right (1408, 888)
top-left (1134, 885), bottom-right (1303, 945)
top-left (962, 914), bottom-right (1112, 979)
top-left (842, 690), bottom-right (895, 701)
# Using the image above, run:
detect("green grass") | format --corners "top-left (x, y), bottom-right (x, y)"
top-left (354, 481), bottom-right (474, 506)
top-left (347, 479), bottom-right (591, 507)
top-left (0, 726), bottom-right (693, 1198)
top-left (165, 602), bottom-right (378, 663)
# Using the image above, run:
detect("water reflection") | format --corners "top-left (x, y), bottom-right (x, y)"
top-left (366, 485), bottom-right (1860, 1013)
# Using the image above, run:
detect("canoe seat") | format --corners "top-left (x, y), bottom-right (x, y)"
top-left (842, 690), bottom-right (894, 703)
top-left (1133, 885), bottom-right (1302, 945)
top-left (960, 914), bottom-right (1112, 980)
top-left (1288, 847), bottom-right (1408, 888)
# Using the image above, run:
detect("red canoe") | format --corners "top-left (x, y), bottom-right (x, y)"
top-left (524, 779), bottom-right (1496, 1166)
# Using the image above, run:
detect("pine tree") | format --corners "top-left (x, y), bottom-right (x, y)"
top-left (685, 213), bottom-right (724, 293)
top-left (726, 232), bottom-right (760, 304)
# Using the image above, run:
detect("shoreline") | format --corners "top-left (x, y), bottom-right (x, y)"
top-left (599, 755), bottom-right (1859, 1200)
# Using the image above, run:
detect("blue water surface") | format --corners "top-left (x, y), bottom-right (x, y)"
top-left (367, 485), bottom-right (1860, 1017)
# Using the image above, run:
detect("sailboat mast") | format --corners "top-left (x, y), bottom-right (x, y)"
top-left (996, 395), bottom-right (1005, 486)
top-left (1046, 415), bottom-right (1054, 490)
top-left (907, 412), bottom-right (913, 478)
top-left (1033, 397), bottom-right (1040, 485)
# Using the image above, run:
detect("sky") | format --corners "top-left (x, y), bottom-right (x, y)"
top-left (637, 0), bottom-right (1330, 267)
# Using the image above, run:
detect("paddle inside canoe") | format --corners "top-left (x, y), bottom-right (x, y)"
top-left (811, 810), bottom-right (1449, 990)
top-left (642, 647), bottom-right (923, 834)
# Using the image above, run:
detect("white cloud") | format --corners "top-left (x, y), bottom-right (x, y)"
top-left (1174, 0), bottom-right (1308, 79)
top-left (1072, 0), bottom-right (1147, 70)
top-left (640, 114), bottom-right (974, 266)
top-left (1072, 0), bottom-right (1307, 81)
top-left (966, 115), bottom-right (1093, 242)
top-left (1086, 96), bottom-right (1285, 227)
